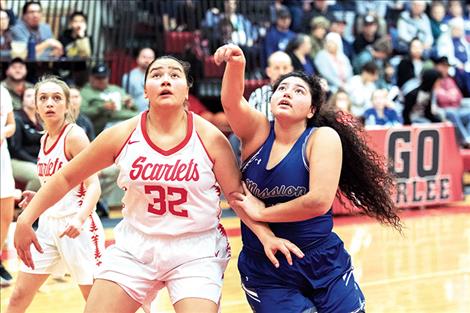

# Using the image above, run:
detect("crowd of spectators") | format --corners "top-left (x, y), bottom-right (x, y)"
top-left (2, 0), bottom-right (470, 216)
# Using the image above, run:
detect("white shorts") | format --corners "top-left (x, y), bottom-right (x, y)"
top-left (95, 220), bottom-right (231, 308)
top-left (20, 212), bottom-right (105, 285)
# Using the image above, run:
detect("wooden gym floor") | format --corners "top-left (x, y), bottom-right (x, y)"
top-left (1, 199), bottom-right (469, 313)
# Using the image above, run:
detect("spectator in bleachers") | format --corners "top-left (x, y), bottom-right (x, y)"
top-left (329, 15), bottom-right (354, 61)
top-left (1, 57), bottom-right (33, 110)
top-left (396, 1), bottom-right (433, 55)
top-left (264, 6), bottom-right (296, 64)
top-left (7, 87), bottom-right (42, 193)
top-left (437, 17), bottom-right (470, 96)
top-left (0, 9), bottom-right (12, 57)
top-left (301, 0), bottom-right (335, 33)
top-left (352, 36), bottom-right (393, 84)
top-left (173, 0), bottom-right (204, 32)
top-left (285, 34), bottom-right (315, 76)
top-left (314, 32), bottom-right (353, 93)
top-left (281, 0), bottom-right (304, 33)
top-left (122, 47), bottom-right (156, 112)
top-left (0, 0), bottom-right (16, 26)
top-left (429, 1), bottom-right (448, 42)
top-left (80, 63), bottom-right (137, 134)
top-left (11, 1), bottom-right (63, 59)
top-left (397, 38), bottom-right (434, 90)
top-left (353, 14), bottom-right (380, 55)
top-left (345, 61), bottom-right (379, 117)
top-left (308, 16), bottom-right (330, 60)
top-left (363, 89), bottom-right (402, 127)
top-left (59, 11), bottom-right (92, 59)
top-left (70, 87), bottom-right (95, 140)
top-left (403, 68), bottom-right (443, 125)
top-left (434, 56), bottom-right (470, 148)
top-left (248, 50), bottom-right (293, 121)
top-left (327, 88), bottom-right (352, 114)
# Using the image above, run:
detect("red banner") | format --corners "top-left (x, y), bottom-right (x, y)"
top-left (333, 123), bottom-right (464, 213)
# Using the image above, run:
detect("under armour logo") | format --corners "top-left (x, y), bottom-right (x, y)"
top-left (255, 158), bottom-right (262, 165)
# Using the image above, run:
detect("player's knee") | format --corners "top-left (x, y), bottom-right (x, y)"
top-left (8, 286), bottom-right (33, 309)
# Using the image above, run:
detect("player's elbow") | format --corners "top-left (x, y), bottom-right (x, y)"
top-left (302, 193), bottom-right (334, 217)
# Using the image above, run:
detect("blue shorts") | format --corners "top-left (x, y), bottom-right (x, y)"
top-left (238, 232), bottom-right (365, 313)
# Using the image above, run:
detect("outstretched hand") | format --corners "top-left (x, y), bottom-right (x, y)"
top-left (213, 44), bottom-right (245, 66)
top-left (229, 182), bottom-right (266, 221)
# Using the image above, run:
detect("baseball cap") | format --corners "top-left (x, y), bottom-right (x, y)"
top-left (435, 56), bottom-right (450, 66)
top-left (363, 14), bottom-right (377, 25)
top-left (9, 57), bottom-right (26, 66)
top-left (91, 63), bottom-right (109, 78)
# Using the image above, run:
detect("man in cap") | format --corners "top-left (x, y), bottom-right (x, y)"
top-left (264, 6), bottom-right (296, 65)
top-left (1, 57), bottom-right (33, 110)
top-left (353, 14), bottom-right (380, 54)
top-left (80, 63), bottom-right (137, 134)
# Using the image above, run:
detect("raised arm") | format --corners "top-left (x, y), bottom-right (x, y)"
top-left (214, 44), bottom-right (270, 154)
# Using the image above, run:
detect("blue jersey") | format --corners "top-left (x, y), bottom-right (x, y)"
top-left (241, 123), bottom-right (333, 252)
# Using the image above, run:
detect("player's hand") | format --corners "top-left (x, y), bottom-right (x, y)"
top-left (229, 182), bottom-right (265, 221)
top-left (19, 190), bottom-right (36, 209)
top-left (213, 44), bottom-right (245, 66)
top-left (260, 235), bottom-right (304, 268)
top-left (59, 217), bottom-right (83, 239)
top-left (14, 217), bottom-right (43, 270)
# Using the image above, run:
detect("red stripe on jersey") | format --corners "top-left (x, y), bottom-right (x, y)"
top-left (43, 123), bottom-right (69, 155)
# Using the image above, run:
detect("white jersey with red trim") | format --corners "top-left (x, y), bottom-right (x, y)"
top-left (37, 124), bottom-right (87, 218)
top-left (115, 111), bottom-right (221, 236)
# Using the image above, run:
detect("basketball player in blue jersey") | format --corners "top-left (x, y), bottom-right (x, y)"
top-left (13, 55), bottom-right (303, 313)
top-left (215, 44), bottom-right (402, 313)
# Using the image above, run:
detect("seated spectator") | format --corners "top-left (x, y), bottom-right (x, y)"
top-left (363, 89), bottom-right (402, 127)
top-left (80, 63), bottom-right (137, 134)
top-left (59, 11), bottom-right (91, 58)
top-left (353, 36), bottom-right (393, 84)
top-left (396, 1), bottom-right (433, 55)
top-left (329, 15), bottom-right (354, 61)
top-left (10, 1), bottom-right (63, 59)
top-left (248, 50), bottom-right (293, 121)
top-left (397, 38), bottom-right (434, 89)
top-left (1, 57), bottom-right (33, 110)
top-left (264, 6), bottom-right (296, 65)
top-left (308, 16), bottom-right (330, 60)
top-left (0, 0), bottom-right (16, 26)
top-left (122, 47), bottom-right (155, 112)
top-left (0, 9), bottom-right (12, 56)
top-left (353, 14), bottom-right (380, 55)
top-left (437, 17), bottom-right (470, 96)
top-left (327, 88), bottom-right (352, 114)
top-left (285, 34), bottom-right (315, 76)
top-left (345, 61), bottom-right (379, 117)
top-left (429, 1), bottom-right (448, 43)
top-left (7, 87), bottom-right (42, 192)
top-left (314, 32), bottom-right (353, 93)
top-left (70, 86), bottom-right (95, 140)
top-left (434, 56), bottom-right (470, 148)
top-left (301, 0), bottom-right (335, 33)
top-left (403, 69), bottom-right (443, 125)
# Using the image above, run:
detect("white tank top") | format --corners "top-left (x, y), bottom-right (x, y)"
top-left (115, 111), bottom-right (221, 236)
top-left (37, 124), bottom-right (87, 218)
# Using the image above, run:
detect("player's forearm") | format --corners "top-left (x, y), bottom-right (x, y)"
top-left (221, 56), bottom-right (245, 111)
top-left (231, 204), bottom-right (275, 242)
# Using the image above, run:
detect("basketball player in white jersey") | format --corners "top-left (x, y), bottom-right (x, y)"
top-left (6, 76), bottom-right (105, 313)
top-left (14, 56), bottom-right (304, 313)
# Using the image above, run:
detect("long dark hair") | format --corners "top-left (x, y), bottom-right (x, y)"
top-left (273, 72), bottom-right (402, 231)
